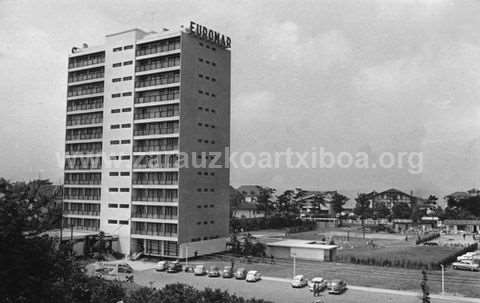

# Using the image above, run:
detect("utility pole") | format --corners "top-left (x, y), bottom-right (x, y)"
top-left (292, 253), bottom-right (296, 278)
top-left (440, 264), bottom-right (445, 295)
top-left (185, 246), bottom-right (189, 266)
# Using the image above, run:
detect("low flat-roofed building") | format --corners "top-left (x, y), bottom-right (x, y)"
top-left (444, 219), bottom-right (480, 233)
top-left (266, 239), bottom-right (337, 261)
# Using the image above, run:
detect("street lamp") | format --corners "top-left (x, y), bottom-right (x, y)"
top-left (440, 264), bottom-right (445, 295)
top-left (292, 253), bottom-right (296, 278)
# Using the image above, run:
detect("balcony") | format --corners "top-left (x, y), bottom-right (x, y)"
top-left (64, 180), bottom-right (101, 185)
top-left (66, 117), bottom-right (103, 127)
top-left (136, 38), bottom-right (180, 58)
top-left (134, 110), bottom-right (179, 121)
top-left (68, 55), bottom-right (105, 70)
top-left (63, 195), bottom-right (101, 201)
top-left (67, 100), bottom-right (103, 113)
top-left (135, 77), bottom-right (179, 89)
top-left (131, 230), bottom-right (178, 237)
top-left (68, 72), bottom-right (104, 85)
top-left (66, 134), bottom-right (102, 142)
top-left (68, 86), bottom-right (104, 99)
top-left (134, 92), bottom-right (179, 106)
top-left (64, 210), bottom-right (100, 217)
top-left (136, 59), bottom-right (180, 74)
top-left (134, 127), bottom-right (178, 137)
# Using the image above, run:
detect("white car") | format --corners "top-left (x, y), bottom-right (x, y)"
top-left (457, 252), bottom-right (480, 261)
top-left (155, 260), bottom-right (169, 271)
top-left (308, 277), bottom-right (327, 292)
top-left (291, 275), bottom-right (308, 288)
top-left (452, 260), bottom-right (480, 271)
top-left (95, 262), bottom-right (134, 282)
top-left (246, 270), bottom-right (261, 282)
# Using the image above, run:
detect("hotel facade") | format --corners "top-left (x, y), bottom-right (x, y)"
top-left (63, 24), bottom-right (231, 258)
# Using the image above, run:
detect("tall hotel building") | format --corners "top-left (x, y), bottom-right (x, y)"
top-left (63, 24), bottom-right (231, 258)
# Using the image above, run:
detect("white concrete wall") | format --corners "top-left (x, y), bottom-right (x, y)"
top-left (178, 237), bottom-right (227, 258)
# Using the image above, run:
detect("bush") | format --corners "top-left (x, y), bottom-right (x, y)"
top-left (416, 233), bottom-right (440, 245)
top-left (437, 243), bottom-right (478, 267)
top-left (230, 215), bottom-right (316, 232)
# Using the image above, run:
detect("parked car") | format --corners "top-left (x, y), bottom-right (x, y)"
top-left (423, 242), bottom-right (438, 246)
top-left (167, 261), bottom-right (182, 273)
top-left (328, 279), bottom-right (347, 294)
top-left (291, 275), bottom-right (308, 288)
top-left (308, 277), bottom-right (327, 292)
top-left (183, 264), bottom-right (194, 273)
top-left (222, 265), bottom-right (234, 278)
top-left (452, 260), bottom-right (480, 271)
top-left (246, 270), bottom-right (261, 282)
top-left (155, 261), bottom-right (169, 272)
top-left (194, 264), bottom-right (207, 276)
top-left (457, 252), bottom-right (480, 261)
top-left (207, 266), bottom-right (221, 277)
top-left (235, 268), bottom-right (247, 280)
top-left (95, 262), bottom-right (134, 282)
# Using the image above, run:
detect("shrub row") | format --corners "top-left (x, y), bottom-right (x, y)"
top-left (336, 255), bottom-right (440, 270)
top-left (415, 232), bottom-right (440, 245)
top-left (437, 242), bottom-right (478, 266)
top-left (336, 243), bottom-right (478, 270)
top-left (230, 216), bottom-right (316, 232)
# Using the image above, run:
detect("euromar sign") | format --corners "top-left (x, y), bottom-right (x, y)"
top-left (189, 21), bottom-right (231, 49)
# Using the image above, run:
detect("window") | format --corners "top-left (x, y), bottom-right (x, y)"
top-left (203, 188), bottom-right (208, 192)
top-left (121, 139), bottom-right (131, 144)
top-left (210, 189), bottom-right (214, 192)
top-left (112, 93), bottom-right (121, 98)
top-left (120, 172), bottom-right (130, 176)
top-left (123, 61), bottom-right (133, 66)
top-left (122, 107), bottom-right (132, 112)
top-left (122, 92), bottom-right (132, 96)
top-left (205, 60), bottom-right (210, 64)
top-left (198, 123), bottom-right (203, 126)
top-left (197, 188), bottom-right (202, 192)
top-left (212, 109), bottom-right (216, 113)
top-left (123, 76), bottom-right (132, 81)
top-left (210, 204), bottom-right (214, 207)
top-left (212, 62), bottom-right (216, 66)
top-left (119, 220), bottom-right (129, 225)
top-left (198, 90), bottom-right (203, 94)
top-left (112, 78), bottom-right (121, 83)
top-left (210, 220), bottom-right (214, 224)
top-left (111, 109), bottom-right (121, 113)
top-left (108, 204), bottom-right (118, 208)
top-left (205, 76), bottom-right (210, 80)
top-left (205, 92), bottom-right (210, 96)
top-left (204, 221), bottom-right (208, 224)
top-left (109, 188), bottom-right (118, 192)
top-left (198, 58), bottom-right (204, 62)
top-left (109, 172), bottom-right (119, 176)
top-left (111, 124), bottom-right (120, 129)
top-left (124, 45), bottom-right (133, 50)
top-left (113, 47), bottom-right (122, 52)
top-left (113, 63), bottom-right (121, 67)
top-left (121, 123), bottom-right (131, 128)
top-left (119, 204), bottom-right (129, 208)
top-left (198, 74), bottom-right (203, 78)
top-left (121, 155), bottom-right (130, 160)
top-left (199, 42), bottom-right (204, 46)
top-left (212, 78), bottom-right (216, 82)
top-left (110, 156), bottom-right (119, 160)
top-left (110, 140), bottom-right (120, 145)
top-left (211, 93), bottom-right (216, 97)
top-left (120, 188), bottom-right (130, 192)
top-left (108, 219), bottom-right (118, 224)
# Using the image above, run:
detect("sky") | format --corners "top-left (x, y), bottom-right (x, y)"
top-left (0, 0), bottom-right (480, 199)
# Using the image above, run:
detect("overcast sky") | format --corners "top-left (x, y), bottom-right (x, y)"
top-left (1, 0), bottom-right (479, 198)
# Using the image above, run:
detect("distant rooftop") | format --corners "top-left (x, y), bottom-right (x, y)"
top-left (267, 239), bottom-right (337, 250)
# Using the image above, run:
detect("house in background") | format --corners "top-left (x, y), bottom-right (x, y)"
top-left (365, 188), bottom-right (424, 209)
top-left (296, 190), bottom-right (349, 217)
top-left (444, 188), bottom-right (480, 204)
top-left (232, 202), bottom-right (265, 219)
top-left (237, 185), bottom-right (263, 203)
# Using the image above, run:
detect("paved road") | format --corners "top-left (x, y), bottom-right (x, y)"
top-left (134, 269), bottom-right (473, 303)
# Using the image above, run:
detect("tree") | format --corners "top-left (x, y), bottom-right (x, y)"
top-left (256, 187), bottom-right (276, 218)
top-left (276, 190), bottom-right (297, 215)
top-left (373, 202), bottom-right (390, 219)
top-left (354, 193), bottom-right (373, 239)
top-left (410, 204), bottom-right (426, 223)
top-left (391, 202), bottom-right (412, 219)
top-left (229, 186), bottom-right (244, 217)
top-left (330, 192), bottom-right (347, 216)
top-left (421, 270), bottom-right (431, 303)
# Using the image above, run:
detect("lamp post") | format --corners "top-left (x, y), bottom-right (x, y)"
top-left (292, 253), bottom-right (296, 278)
top-left (440, 264), bottom-right (445, 295)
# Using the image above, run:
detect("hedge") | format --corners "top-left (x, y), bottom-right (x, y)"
top-left (416, 232), bottom-right (440, 245)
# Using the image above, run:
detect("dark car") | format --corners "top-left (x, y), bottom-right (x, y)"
top-left (167, 261), bottom-right (182, 273)
top-left (207, 266), bottom-right (221, 277)
top-left (234, 267), bottom-right (247, 280)
top-left (328, 279), bottom-right (347, 294)
top-left (222, 265), bottom-right (234, 278)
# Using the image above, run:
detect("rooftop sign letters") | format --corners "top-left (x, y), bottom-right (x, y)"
top-left (189, 21), bottom-right (231, 49)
